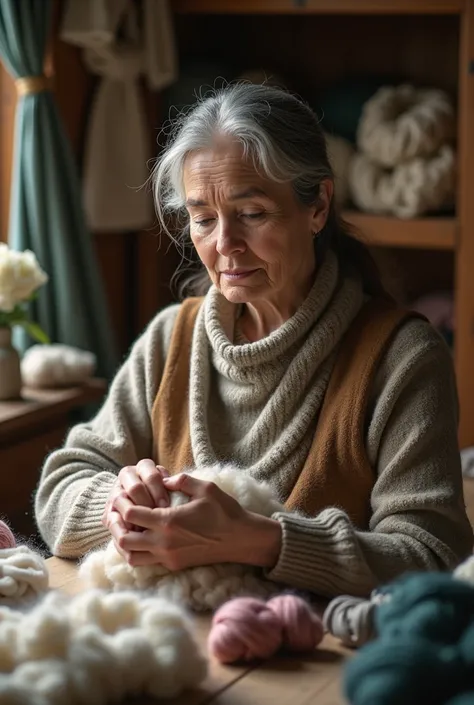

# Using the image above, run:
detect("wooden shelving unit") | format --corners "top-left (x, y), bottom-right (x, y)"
top-left (173, 0), bottom-right (466, 14)
top-left (169, 0), bottom-right (474, 447)
top-left (343, 212), bottom-right (457, 251)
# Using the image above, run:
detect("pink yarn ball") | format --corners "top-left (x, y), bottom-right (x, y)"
top-left (0, 520), bottom-right (16, 549)
top-left (267, 594), bottom-right (324, 651)
top-left (208, 597), bottom-right (283, 663)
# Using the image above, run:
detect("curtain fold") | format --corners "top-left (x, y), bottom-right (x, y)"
top-left (0, 0), bottom-right (118, 379)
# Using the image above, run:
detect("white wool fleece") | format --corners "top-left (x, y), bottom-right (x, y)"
top-left (0, 546), bottom-right (49, 606)
top-left (80, 465), bottom-right (286, 610)
top-left (0, 589), bottom-right (207, 704)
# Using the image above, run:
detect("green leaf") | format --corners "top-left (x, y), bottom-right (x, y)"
top-left (17, 320), bottom-right (50, 344)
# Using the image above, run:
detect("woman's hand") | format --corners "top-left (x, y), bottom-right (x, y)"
top-left (108, 473), bottom-right (282, 570)
top-left (102, 459), bottom-right (170, 543)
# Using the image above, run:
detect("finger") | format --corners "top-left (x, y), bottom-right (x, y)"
top-left (126, 551), bottom-right (161, 567)
top-left (113, 493), bottom-right (137, 521)
top-left (162, 473), bottom-right (215, 499)
top-left (117, 528), bottom-right (154, 552)
top-left (123, 504), bottom-right (164, 530)
top-left (119, 466), bottom-right (155, 508)
top-left (156, 465), bottom-right (170, 478)
top-left (107, 511), bottom-right (130, 549)
top-left (136, 461), bottom-right (170, 508)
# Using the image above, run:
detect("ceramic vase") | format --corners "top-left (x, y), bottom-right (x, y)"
top-left (0, 327), bottom-right (22, 400)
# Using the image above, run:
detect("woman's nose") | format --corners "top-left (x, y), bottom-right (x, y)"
top-left (216, 222), bottom-right (246, 256)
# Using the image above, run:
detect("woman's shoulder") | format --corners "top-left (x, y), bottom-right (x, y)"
top-left (140, 297), bottom-right (205, 359)
top-left (373, 311), bottom-right (455, 400)
top-left (140, 302), bottom-right (184, 359)
top-left (388, 312), bottom-right (453, 366)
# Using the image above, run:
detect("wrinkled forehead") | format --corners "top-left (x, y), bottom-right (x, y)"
top-left (182, 140), bottom-right (291, 206)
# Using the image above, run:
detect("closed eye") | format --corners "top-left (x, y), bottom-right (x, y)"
top-left (194, 218), bottom-right (215, 227)
top-left (242, 212), bottom-right (264, 220)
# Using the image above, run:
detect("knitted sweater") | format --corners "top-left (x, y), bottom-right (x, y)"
top-left (34, 254), bottom-right (473, 597)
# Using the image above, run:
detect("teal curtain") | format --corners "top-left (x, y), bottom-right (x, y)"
top-left (0, 0), bottom-right (118, 379)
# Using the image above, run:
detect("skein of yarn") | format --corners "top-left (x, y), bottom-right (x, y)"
top-left (323, 594), bottom-right (379, 648)
top-left (208, 594), bottom-right (323, 664)
top-left (0, 520), bottom-right (16, 549)
top-left (344, 572), bottom-right (474, 705)
top-left (267, 594), bottom-right (324, 652)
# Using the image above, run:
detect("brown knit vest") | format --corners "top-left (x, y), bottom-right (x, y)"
top-left (151, 297), bottom-right (420, 529)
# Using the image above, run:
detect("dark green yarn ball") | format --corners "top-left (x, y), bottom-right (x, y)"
top-left (344, 573), bottom-right (474, 705)
top-left (444, 694), bottom-right (474, 705)
top-left (344, 637), bottom-right (467, 705)
top-left (376, 574), bottom-right (474, 645)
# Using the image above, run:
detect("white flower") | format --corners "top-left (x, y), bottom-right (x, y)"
top-left (0, 243), bottom-right (48, 313)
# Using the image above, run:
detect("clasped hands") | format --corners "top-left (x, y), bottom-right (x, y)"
top-left (102, 459), bottom-right (282, 571)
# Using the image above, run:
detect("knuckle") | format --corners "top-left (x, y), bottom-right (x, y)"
top-left (165, 554), bottom-right (181, 572)
top-left (136, 458), bottom-right (156, 472)
top-left (204, 481), bottom-right (218, 497)
top-left (123, 508), bottom-right (135, 524)
top-left (118, 466), bottom-right (133, 480)
top-left (126, 483), bottom-right (142, 500)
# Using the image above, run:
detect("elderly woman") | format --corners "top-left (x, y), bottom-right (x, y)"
top-left (35, 83), bottom-right (472, 598)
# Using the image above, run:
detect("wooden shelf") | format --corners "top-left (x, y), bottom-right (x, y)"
top-left (173, 0), bottom-right (465, 14)
top-left (0, 378), bottom-right (107, 443)
top-left (343, 211), bottom-right (457, 250)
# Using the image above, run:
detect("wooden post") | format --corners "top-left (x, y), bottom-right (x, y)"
top-left (0, 64), bottom-right (15, 242)
top-left (456, 0), bottom-right (474, 448)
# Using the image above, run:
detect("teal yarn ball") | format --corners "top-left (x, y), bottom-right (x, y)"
top-left (344, 637), bottom-right (466, 705)
top-left (376, 574), bottom-right (474, 645)
top-left (344, 573), bottom-right (474, 705)
top-left (458, 621), bottom-right (474, 667)
top-left (445, 694), bottom-right (474, 705)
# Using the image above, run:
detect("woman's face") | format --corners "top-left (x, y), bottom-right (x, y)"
top-left (183, 137), bottom-right (332, 308)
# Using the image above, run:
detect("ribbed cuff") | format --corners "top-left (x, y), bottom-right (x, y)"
top-left (53, 473), bottom-right (115, 558)
top-left (266, 508), bottom-right (374, 598)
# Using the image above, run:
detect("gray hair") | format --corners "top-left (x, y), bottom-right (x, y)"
top-left (152, 82), bottom-right (383, 299)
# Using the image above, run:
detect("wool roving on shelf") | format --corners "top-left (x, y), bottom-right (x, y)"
top-left (80, 465), bottom-right (285, 611)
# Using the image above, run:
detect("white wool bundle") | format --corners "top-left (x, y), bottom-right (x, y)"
top-left (324, 132), bottom-right (355, 208)
top-left (357, 84), bottom-right (455, 167)
top-left (80, 465), bottom-right (285, 611)
top-left (0, 589), bottom-right (207, 704)
top-left (349, 145), bottom-right (455, 219)
top-left (0, 546), bottom-right (49, 605)
top-left (21, 345), bottom-right (96, 389)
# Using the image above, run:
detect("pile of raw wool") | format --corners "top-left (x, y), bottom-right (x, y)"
top-left (0, 519), bottom-right (207, 704)
top-left (80, 465), bottom-right (285, 610)
top-left (0, 535), bottom-right (49, 606)
top-left (0, 589), bottom-right (207, 704)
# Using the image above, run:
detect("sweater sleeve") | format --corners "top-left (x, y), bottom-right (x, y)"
top-left (34, 304), bottom-right (180, 558)
top-left (267, 319), bottom-right (474, 597)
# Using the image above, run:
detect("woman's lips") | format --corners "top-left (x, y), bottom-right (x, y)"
top-left (221, 269), bottom-right (259, 280)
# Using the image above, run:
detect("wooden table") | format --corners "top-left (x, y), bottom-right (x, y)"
top-left (48, 557), bottom-right (351, 705)
top-left (0, 380), bottom-right (106, 538)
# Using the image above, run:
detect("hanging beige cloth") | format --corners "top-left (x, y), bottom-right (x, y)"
top-left (61, 0), bottom-right (178, 232)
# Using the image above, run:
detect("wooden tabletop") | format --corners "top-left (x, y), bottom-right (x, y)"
top-left (47, 557), bottom-right (351, 705)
